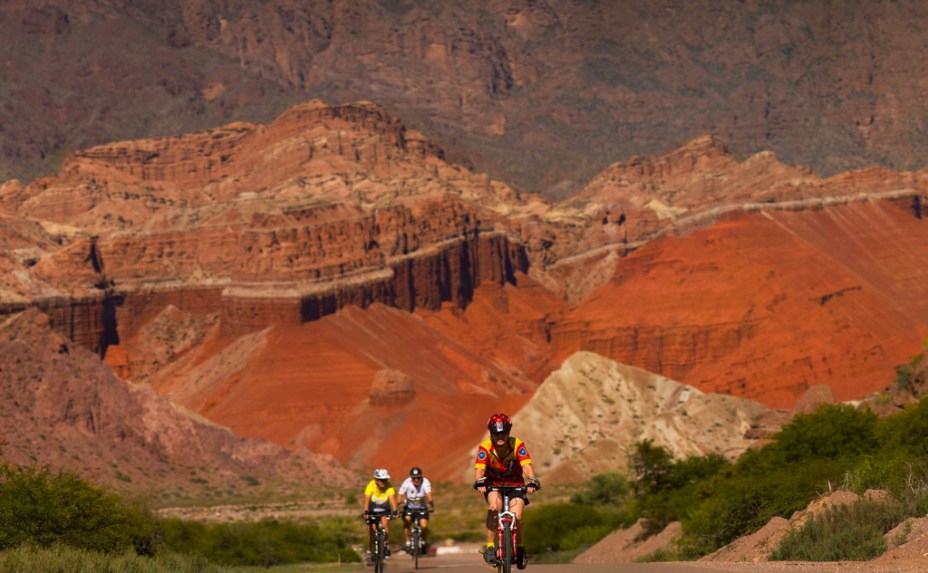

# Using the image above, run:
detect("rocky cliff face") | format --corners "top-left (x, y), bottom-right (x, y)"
top-left (0, 101), bottom-right (533, 355)
top-left (9, 1), bottom-right (928, 199)
top-left (0, 308), bottom-right (353, 497)
top-left (553, 197), bottom-right (928, 408)
top-left (3, 98), bottom-right (928, 485)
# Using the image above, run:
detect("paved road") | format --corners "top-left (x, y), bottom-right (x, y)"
top-left (328, 548), bottom-right (922, 573)
top-left (351, 551), bottom-right (707, 573)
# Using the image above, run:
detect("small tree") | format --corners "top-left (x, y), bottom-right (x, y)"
top-left (0, 463), bottom-right (154, 553)
top-left (570, 472), bottom-right (631, 507)
top-left (629, 440), bottom-right (674, 497)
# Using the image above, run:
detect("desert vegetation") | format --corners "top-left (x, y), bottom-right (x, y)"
top-left (524, 392), bottom-right (928, 563)
top-left (3, 355), bottom-right (928, 569)
top-left (0, 463), bottom-right (361, 570)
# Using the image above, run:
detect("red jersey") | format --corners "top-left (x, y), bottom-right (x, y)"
top-left (474, 436), bottom-right (533, 485)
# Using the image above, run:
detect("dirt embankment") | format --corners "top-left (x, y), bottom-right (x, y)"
top-left (576, 489), bottom-right (928, 572)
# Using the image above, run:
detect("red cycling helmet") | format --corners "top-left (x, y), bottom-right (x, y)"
top-left (487, 413), bottom-right (512, 434)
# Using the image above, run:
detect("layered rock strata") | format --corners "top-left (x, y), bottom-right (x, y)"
top-left (0, 101), bottom-right (532, 353)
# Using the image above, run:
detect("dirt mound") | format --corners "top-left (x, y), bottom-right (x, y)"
top-left (574, 519), bottom-right (681, 564)
top-left (574, 489), bottom-right (915, 566)
top-left (702, 489), bottom-right (869, 563)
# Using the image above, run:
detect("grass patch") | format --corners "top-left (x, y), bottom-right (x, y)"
top-left (771, 499), bottom-right (905, 561)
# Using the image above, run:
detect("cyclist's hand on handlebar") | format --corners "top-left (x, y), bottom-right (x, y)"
top-left (526, 477), bottom-right (541, 492)
top-left (472, 477), bottom-right (486, 492)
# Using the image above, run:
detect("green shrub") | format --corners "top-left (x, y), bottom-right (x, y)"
top-left (160, 516), bottom-right (362, 567)
top-left (877, 397), bottom-right (928, 455)
top-left (681, 451), bottom-right (860, 557)
top-left (0, 543), bottom-right (224, 573)
top-left (771, 499), bottom-right (904, 561)
top-left (768, 404), bottom-right (878, 463)
top-left (0, 463), bottom-right (156, 554)
top-left (523, 503), bottom-right (624, 554)
top-left (631, 445), bottom-right (728, 538)
top-left (570, 472), bottom-right (631, 507)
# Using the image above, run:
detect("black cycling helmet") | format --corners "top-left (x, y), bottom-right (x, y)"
top-left (409, 466), bottom-right (423, 478)
top-left (487, 413), bottom-right (512, 433)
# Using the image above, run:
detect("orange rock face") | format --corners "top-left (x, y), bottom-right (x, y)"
top-left (554, 198), bottom-right (928, 408)
top-left (136, 299), bottom-right (558, 482)
top-left (4, 97), bottom-right (928, 487)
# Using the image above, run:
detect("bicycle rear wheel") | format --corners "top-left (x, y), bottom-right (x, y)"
top-left (501, 522), bottom-right (513, 573)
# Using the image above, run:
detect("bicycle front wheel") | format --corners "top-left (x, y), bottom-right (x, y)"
top-left (375, 530), bottom-right (386, 573)
top-left (412, 527), bottom-right (420, 569)
top-left (501, 521), bottom-right (513, 573)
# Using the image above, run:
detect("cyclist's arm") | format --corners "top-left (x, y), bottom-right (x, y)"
top-left (522, 462), bottom-right (536, 482)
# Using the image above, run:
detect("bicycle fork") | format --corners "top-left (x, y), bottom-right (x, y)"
top-left (497, 509), bottom-right (517, 563)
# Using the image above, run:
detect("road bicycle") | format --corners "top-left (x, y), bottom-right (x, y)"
top-left (485, 485), bottom-right (530, 573)
top-left (364, 508), bottom-right (393, 573)
top-left (403, 507), bottom-right (431, 569)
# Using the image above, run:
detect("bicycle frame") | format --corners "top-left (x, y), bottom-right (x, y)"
top-left (365, 509), bottom-right (393, 573)
top-left (406, 508), bottom-right (427, 569)
top-left (487, 485), bottom-right (526, 573)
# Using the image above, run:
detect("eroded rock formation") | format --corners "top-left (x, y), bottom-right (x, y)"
top-left (0, 308), bottom-right (352, 495)
top-left (2, 99), bottom-right (928, 484)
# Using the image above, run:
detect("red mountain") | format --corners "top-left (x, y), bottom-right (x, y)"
top-left (1, 101), bottom-right (926, 485)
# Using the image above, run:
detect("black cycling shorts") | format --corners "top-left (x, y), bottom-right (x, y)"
top-left (366, 508), bottom-right (391, 525)
top-left (482, 488), bottom-right (528, 504)
top-left (404, 507), bottom-right (430, 520)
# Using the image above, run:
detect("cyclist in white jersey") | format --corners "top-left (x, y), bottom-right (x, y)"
top-left (397, 466), bottom-right (434, 552)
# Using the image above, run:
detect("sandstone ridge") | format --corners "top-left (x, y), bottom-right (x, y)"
top-left (0, 308), bottom-right (353, 497)
top-left (2, 100), bottom-right (928, 482)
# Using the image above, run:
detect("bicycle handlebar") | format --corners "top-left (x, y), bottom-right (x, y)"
top-left (486, 485), bottom-right (527, 491)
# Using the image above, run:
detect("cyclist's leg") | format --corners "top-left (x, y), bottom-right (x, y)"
top-left (486, 491), bottom-right (503, 545)
top-left (483, 491), bottom-right (503, 563)
top-left (420, 516), bottom-right (429, 545)
top-left (509, 497), bottom-right (526, 547)
top-left (403, 511), bottom-right (413, 545)
top-left (381, 515), bottom-right (393, 557)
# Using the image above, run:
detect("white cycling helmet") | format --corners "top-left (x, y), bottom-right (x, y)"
top-left (373, 468), bottom-right (390, 480)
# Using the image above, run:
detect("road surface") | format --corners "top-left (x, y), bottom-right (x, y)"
top-left (315, 545), bottom-right (923, 573)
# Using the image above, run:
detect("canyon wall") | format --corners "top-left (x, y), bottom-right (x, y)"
top-left (0, 229), bottom-right (526, 352)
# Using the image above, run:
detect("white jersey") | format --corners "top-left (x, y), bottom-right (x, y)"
top-left (398, 477), bottom-right (432, 508)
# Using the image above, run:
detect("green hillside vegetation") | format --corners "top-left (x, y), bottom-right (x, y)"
top-left (2, 356), bottom-right (927, 568)
top-left (0, 463), bottom-right (361, 569)
top-left (525, 392), bottom-right (928, 563)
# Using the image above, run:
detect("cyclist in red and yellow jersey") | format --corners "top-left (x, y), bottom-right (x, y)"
top-left (473, 413), bottom-right (540, 569)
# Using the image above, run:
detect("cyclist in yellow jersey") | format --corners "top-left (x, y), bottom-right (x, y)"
top-left (361, 468), bottom-right (398, 565)
top-left (473, 413), bottom-right (540, 569)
